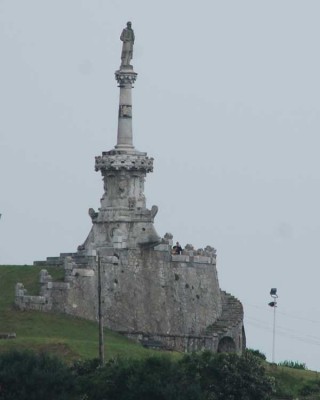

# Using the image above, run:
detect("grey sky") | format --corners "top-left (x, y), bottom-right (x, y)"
top-left (1, 0), bottom-right (320, 370)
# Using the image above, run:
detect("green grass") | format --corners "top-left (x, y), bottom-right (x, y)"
top-left (0, 265), bottom-right (172, 362)
top-left (266, 363), bottom-right (320, 399)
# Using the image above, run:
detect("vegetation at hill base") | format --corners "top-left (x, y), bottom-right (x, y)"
top-left (0, 349), bottom-right (274, 400)
top-left (1, 265), bottom-right (320, 399)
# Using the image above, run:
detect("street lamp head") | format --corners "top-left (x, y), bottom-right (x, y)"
top-left (270, 288), bottom-right (277, 296)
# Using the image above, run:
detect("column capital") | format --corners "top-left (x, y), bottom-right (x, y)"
top-left (115, 69), bottom-right (138, 86)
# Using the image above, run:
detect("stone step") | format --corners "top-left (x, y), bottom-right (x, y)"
top-left (205, 291), bottom-right (243, 336)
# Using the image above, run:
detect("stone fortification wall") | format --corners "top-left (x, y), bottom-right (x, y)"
top-left (96, 246), bottom-right (222, 337)
top-left (16, 240), bottom-right (244, 353)
top-left (15, 243), bottom-right (232, 350)
top-left (15, 263), bottom-right (96, 317)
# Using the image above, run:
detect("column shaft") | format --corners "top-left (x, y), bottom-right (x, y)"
top-left (116, 84), bottom-right (133, 148)
top-left (114, 69), bottom-right (137, 151)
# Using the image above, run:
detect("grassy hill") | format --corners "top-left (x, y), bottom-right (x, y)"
top-left (1, 264), bottom-right (320, 399)
top-left (0, 264), bottom-right (163, 362)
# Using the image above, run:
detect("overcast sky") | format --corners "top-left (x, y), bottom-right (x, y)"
top-left (1, 0), bottom-right (320, 370)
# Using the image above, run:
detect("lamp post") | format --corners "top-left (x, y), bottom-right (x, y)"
top-left (92, 250), bottom-right (105, 366)
top-left (268, 288), bottom-right (278, 363)
top-left (98, 251), bottom-right (105, 366)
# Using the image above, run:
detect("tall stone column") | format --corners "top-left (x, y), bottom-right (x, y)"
top-left (78, 22), bottom-right (160, 253)
top-left (115, 69), bottom-right (137, 151)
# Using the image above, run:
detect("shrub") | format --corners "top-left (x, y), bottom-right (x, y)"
top-left (299, 379), bottom-right (320, 396)
top-left (75, 351), bottom-right (275, 400)
top-left (246, 348), bottom-right (267, 361)
top-left (75, 355), bottom-right (201, 400)
top-left (278, 360), bottom-right (307, 370)
top-left (72, 358), bottom-right (100, 376)
top-left (0, 350), bottom-right (75, 400)
top-left (179, 351), bottom-right (274, 400)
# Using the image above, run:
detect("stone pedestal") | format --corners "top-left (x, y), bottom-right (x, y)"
top-left (76, 64), bottom-right (160, 255)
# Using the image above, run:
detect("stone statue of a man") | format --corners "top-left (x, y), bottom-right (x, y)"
top-left (120, 21), bottom-right (135, 67)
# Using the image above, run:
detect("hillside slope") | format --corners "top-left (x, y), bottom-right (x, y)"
top-left (0, 265), bottom-right (163, 361)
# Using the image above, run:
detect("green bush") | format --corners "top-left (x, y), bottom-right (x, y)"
top-left (246, 348), bottom-right (267, 361)
top-left (74, 351), bottom-right (274, 400)
top-left (72, 358), bottom-right (100, 376)
top-left (0, 350), bottom-right (75, 400)
top-left (298, 379), bottom-right (320, 396)
top-left (278, 360), bottom-right (307, 370)
top-left (75, 355), bottom-right (201, 400)
top-left (179, 351), bottom-right (274, 400)
top-left (0, 349), bottom-right (276, 400)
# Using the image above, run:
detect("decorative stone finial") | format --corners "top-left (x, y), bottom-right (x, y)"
top-left (120, 21), bottom-right (135, 69)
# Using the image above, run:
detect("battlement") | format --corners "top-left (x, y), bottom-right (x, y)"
top-left (154, 234), bottom-right (217, 265)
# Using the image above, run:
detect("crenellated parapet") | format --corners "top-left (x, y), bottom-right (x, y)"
top-left (183, 244), bottom-right (217, 258)
top-left (154, 235), bottom-right (217, 264)
top-left (95, 151), bottom-right (154, 173)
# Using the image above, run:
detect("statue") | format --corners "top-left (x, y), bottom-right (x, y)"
top-left (120, 21), bottom-right (135, 67)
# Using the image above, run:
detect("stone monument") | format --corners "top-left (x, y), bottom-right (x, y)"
top-left (120, 21), bottom-right (135, 68)
top-left (16, 23), bottom-right (245, 353)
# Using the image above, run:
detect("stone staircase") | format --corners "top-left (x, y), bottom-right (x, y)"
top-left (205, 290), bottom-right (243, 337)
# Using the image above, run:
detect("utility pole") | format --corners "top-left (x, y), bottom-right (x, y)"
top-left (96, 251), bottom-right (105, 366)
top-left (268, 288), bottom-right (278, 363)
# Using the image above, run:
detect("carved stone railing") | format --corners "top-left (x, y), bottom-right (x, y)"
top-left (95, 153), bottom-right (154, 172)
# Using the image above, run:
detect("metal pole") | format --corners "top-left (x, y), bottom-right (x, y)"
top-left (272, 299), bottom-right (276, 363)
top-left (269, 288), bottom-right (278, 364)
top-left (97, 252), bottom-right (105, 366)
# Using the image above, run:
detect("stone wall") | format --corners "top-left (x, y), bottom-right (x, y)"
top-left (15, 243), bottom-right (244, 353)
top-left (87, 246), bottom-right (222, 336)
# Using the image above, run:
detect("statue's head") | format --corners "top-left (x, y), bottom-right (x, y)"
top-left (127, 21), bottom-right (132, 28)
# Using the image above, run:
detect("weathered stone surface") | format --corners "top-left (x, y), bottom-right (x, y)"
top-left (154, 243), bottom-right (171, 251)
top-left (96, 248), bottom-right (222, 336)
top-left (15, 283), bottom-right (51, 311)
top-left (72, 269), bottom-right (94, 277)
top-left (16, 242), bottom-right (245, 352)
top-left (193, 256), bottom-right (211, 264)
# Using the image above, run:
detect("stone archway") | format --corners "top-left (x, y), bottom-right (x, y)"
top-left (217, 336), bottom-right (236, 353)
